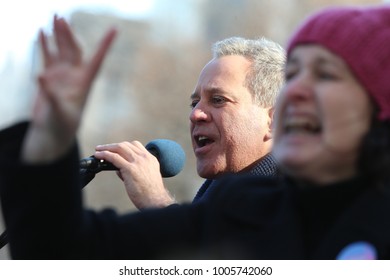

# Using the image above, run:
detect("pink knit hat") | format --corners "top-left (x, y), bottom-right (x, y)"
top-left (287, 5), bottom-right (390, 121)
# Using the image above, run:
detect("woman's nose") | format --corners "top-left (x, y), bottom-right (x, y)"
top-left (282, 73), bottom-right (313, 102)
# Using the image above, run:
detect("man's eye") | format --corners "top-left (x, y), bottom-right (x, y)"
top-left (212, 96), bottom-right (226, 105)
top-left (190, 100), bottom-right (199, 109)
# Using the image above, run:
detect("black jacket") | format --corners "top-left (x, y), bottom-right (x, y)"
top-left (1, 122), bottom-right (390, 259)
top-left (192, 153), bottom-right (278, 203)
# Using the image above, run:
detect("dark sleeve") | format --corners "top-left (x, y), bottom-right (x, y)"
top-left (0, 122), bottom-right (205, 259)
top-left (0, 122), bottom-right (84, 259)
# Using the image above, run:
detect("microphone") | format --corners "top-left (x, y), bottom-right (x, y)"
top-left (80, 139), bottom-right (186, 178)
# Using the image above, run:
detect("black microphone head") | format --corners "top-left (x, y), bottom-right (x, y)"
top-left (145, 139), bottom-right (186, 177)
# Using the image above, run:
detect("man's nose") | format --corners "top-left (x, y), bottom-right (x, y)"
top-left (189, 102), bottom-right (210, 123)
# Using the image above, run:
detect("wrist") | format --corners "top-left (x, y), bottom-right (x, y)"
top-left (21, 124), bottom-right (75, 164)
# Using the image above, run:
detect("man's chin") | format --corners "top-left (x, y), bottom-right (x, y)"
top-left (197, 165), bottom-right (219, 179)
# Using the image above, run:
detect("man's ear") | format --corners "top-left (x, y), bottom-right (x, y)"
top-left (264, 107), bottom-right (274, 141)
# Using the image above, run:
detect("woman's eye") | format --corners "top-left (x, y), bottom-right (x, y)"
top-left (285, 69), bottom-right (297, 81)
top-left (318, 72), bottom-right (337, 80)
top-left (285, 72), bottom-right (295, 81)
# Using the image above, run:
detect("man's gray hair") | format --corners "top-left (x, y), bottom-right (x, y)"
top-left (212, 37), bottom-right (285, 107)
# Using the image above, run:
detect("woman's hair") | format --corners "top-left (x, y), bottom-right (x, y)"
top-left (287, 5), bottom-right (390, 121)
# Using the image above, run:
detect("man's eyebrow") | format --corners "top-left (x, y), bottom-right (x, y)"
top-left (190, 87), bottom-right (228, 100)
top-left (190, 92), bottom-right (199, 100)
top-left (208, 87), bottom-right (226, 94)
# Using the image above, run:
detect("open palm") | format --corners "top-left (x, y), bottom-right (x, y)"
top-left (23, 16), bottom-right (116, 163)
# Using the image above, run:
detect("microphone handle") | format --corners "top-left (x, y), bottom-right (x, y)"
top-left (80, 147), bottom-right (159, 173)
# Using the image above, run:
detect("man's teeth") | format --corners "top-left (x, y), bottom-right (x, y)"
top-left (197, 136), bottom-right (212, 147)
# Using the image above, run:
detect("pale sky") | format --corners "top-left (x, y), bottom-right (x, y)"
top-left (0, 0), bottom-right (155, 68)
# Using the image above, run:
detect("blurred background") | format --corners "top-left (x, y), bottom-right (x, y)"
top-left (0, 0), bottom-right (382, 259)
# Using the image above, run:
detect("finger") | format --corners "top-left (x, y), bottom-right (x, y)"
top-left (131, 140), bottom-right (146, 150)
top-left (54, 16), bottom-right (82, 64)
top-left (96, 141), bottom-right (148, 158)
top-left (129, 141), bottom-right (153, 157)
top-left (85, 28), bottom-right (117, 84)
top-left (37, 75), bottom-right (54, 103)
top-left (94, 150), bottom-right (131, 170)
top-left (95, 142), bottom-right (134, 160)
top-left (37, 75), bottom-right (61, 113)
top-left (95, 142), bottom-right (125, 152)
top-left (96, 142), bottom-right (153, 168)
top-left (39, 29), bottom-right (53, 67)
